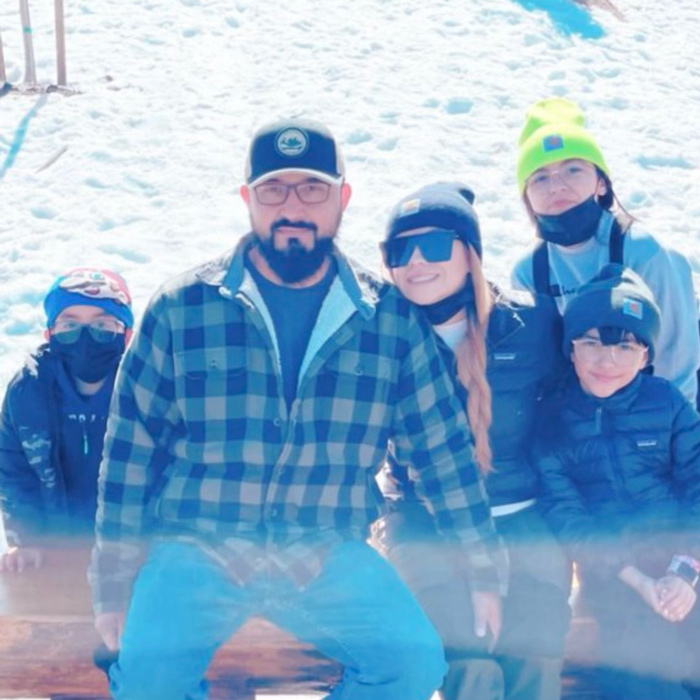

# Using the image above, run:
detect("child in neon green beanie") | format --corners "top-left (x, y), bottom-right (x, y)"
top-left (516, 97), bottom-right (609, 194)
top-left (510, 96), bottom-right (700, 407)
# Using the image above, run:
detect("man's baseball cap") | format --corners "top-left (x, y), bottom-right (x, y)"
top-left (245, 118), bottom-right (345, 187)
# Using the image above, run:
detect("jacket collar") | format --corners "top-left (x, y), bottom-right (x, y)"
top-left (195, 232), bottom-right (379, 321)
top-left (568, 370), bottom-right (643, 416)
top-left (486, 284), bottom-right (526, 349)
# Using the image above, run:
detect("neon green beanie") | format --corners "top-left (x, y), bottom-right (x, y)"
top-left (516, 97), bottom-right (610, 193)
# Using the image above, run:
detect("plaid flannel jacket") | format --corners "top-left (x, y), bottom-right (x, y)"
top-left (89, 234), bottom-right (505, 613)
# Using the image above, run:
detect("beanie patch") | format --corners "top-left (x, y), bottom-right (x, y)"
top-left (622, 297), bottom-right (643, 320)
top-left (543, 134), bottom-right (565, 152)
top-left (399, 198), bottom-right (421, 216)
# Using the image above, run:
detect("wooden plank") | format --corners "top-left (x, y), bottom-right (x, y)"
top-left (0, 616), bottom-right (340, 698)
top-left (0, 547), bottom-right (340, 698)
top-left (0, 618), bottom-right (108, 698)
top-left (0, 547), bottom-right (599, 698)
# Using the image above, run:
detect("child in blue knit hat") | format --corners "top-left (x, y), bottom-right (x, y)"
top-left (0, 268), bottom-right (133, 572)
top-left (536, 264), bottom-right (700, 699)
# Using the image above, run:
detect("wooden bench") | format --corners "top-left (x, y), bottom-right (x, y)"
top-left (0, 547), bottom-right (598, 700)
top-left (0, 547), bottom-right (341, 699)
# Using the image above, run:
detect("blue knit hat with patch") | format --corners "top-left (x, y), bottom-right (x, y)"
top-left (44, 268), bottom-right (134, 329)
top-left (563, 264), bottom-right (660, 362)
top-left (384, 182), bottom-right (482, 259)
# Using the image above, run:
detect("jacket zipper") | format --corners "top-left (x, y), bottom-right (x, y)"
top-left (79, 414), bottom-right (89, 455)
top-left (599, 407), bottom-right (630, 505)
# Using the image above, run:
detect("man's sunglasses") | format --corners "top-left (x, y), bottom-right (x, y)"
top-left (380, 229), bottom-right (458, 269)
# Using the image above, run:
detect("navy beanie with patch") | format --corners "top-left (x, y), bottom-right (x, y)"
top-left (563, 264), bottom-right (660, 361)
top-left (384, 182), bottom-right (483, 259)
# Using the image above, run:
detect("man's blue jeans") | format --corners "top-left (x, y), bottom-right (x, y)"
top-left (110, 540), bottom-right (446, 700)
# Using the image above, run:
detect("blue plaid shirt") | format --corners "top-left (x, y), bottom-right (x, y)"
top-left (89, 234), bottom-right (505, 613)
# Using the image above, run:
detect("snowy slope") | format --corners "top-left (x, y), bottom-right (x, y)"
top-left (1, 0), bottom-right (699, 394)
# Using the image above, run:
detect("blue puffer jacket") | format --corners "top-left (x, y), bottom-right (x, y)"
top-left (380, 286), bottom-right (565, 508)
top-left (536, 371), bottom-right (700, 579)
top-left (0, 346), bottom-right (113, 546)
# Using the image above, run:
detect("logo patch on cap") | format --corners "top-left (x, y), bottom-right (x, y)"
top-left (543, 134), bottom-right (564, 152)
top-left (623, 297), bottom-right (643, 320)
top-left (275, 128), bottom-right (309, 158)
top-left (399, 198), bottom-right (421, 216)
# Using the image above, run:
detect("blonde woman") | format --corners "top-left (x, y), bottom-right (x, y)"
top-left (376, 182), bottom-right (571, 700)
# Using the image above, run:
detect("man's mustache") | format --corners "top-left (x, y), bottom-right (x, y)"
top-left (271, 219), bottom-right (318, 235)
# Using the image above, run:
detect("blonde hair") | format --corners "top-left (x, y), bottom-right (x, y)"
top-left (454, 247), bottom-right (494, 475)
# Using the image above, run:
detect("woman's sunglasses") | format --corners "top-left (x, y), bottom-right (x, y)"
top-left (380, 229), bottom-right (458, 269)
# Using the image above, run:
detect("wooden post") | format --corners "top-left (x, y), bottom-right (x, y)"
top-left (55, 0), bottom-right (67, 86)
top-left (19, 0), bottom-right (37, 85)
top-left (0, 31), bottom-right (7, 86)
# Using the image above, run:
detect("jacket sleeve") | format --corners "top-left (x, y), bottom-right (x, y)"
top-left (88, 291), bottom-right (181, 614)
top-left (668, 390), bottom-right (700, 559)
top-left (391, 308), bottom-right (508, 594)
top-left (510, 248), bottom-right (536, 293)
top-left (0, 374), bottom-right (45, 547)
top-left (628, 237), bottom-right (700, 403)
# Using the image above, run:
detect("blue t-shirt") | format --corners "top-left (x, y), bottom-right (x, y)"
top-left (247, 259), bottom-right (336, 409)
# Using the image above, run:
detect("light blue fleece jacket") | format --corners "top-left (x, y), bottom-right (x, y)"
top-left (511, 211), bottom-right (700, 403)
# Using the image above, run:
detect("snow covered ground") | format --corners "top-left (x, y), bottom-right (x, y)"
top-left (1, 0), bottom-right (699, 397)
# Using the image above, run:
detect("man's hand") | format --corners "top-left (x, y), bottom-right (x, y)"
top-left (657, 574), bottom-right (697, 622)
top-left (0, 546), bottom-right (43, 573)
top-left (471, 590), bottom-right (502, 653)
top-left (95, 612), bottom-right (126, 651)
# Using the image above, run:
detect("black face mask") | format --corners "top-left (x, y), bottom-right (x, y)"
top-left (50, 329), bottom-right (125, 383)
top-left (535, 196), bottom-right (604, 247)
top-left (418, 275), bottom-right (476, 326)
top-left (256, 221), bottom-right (334, 284)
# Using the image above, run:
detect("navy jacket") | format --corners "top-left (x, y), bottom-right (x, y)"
top-left (0, 346), bottom-right (113, 547)
top-left (536, 372), bottom-right (700, 579)
top-left (381, 286), bottom-right (564, 508)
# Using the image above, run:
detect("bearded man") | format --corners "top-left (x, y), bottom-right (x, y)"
top-left (89, 118), bottom-right (505, 700)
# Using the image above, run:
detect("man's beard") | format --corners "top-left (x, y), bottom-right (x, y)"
top-left (256, 220), bottom-right (335, 284)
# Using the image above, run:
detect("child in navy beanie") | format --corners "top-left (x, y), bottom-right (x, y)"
top-left (563, 263), bottom-right (661, 365)
top-left (0, 267), bottom-right (133, 573)
top-left (537, 266), bottom-right (700, 697)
